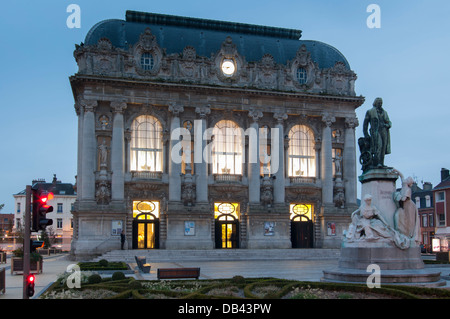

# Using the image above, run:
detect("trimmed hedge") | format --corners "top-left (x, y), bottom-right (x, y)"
top-left (78, 261), bottom-right (128, 271)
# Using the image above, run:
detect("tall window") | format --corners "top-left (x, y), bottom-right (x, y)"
top-left (130, 115), bottom-right (163, 172)
top-left (288, 125), bottom-right (316, 177)
top-left (212, 120), bottom-right (243, 175)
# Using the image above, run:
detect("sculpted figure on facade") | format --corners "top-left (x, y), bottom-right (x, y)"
top-left (98, 139), bottom-right (108, 169)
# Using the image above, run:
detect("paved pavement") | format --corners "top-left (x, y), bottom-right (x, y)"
top-left (1, 253), bottom-right (449, 299)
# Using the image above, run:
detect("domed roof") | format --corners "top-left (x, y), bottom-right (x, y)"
top-left (84, 11), bottom-right (351, 70)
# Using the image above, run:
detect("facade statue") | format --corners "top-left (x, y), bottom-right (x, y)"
top-left (391, 169), bottom-right (421, 244)
top-left (98, 139), bottom-right (108, 168)
top-left (360, 97), bottom-right (392, 170)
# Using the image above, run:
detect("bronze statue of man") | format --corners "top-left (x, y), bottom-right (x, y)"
top-left (362, 97), bottom-right (392, 168)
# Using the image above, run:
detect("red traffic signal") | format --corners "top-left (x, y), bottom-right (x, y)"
top-left (26, 274), bottom-right (35, 297)
top-left (31, 187), bottom-right (54, 231)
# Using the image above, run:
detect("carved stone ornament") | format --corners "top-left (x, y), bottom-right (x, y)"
top-left (290, 44), bottom-right (317, 89)
top-left (295, 44), bottom-right (311, 66)
top-left (220, 36), bottom-right (238, 57)
top-left (345, 116), bottom-right (359, 129)
top-left (321, 112), bottom-right (336, 127)
top-left (273, 111), bottom-right (288, 123)
top-left (260, 175), bottom-right (274, 206)
top-left (98, 115), bottom-right (111, 130)
top-left (133, 28), bottom-right (163, 76)
top-left (248, 108), bottom-right (263, 122)
top-left (110, 100), bottom-right (127, 114)
top-left (96, 180), bottom-right (111, 205)
top-left (182, 164), bottom-right (196, 206)
top-left (179, 46), bottom-right (197, 78)
top-left (195, 105), bottom-right (211, 119)
top-left (139, 28), bottom-right (157, 51)
top-left (214, 36), bottom-right (245, 82)
top-left (97, 38), bottom-right (113, 51)
top-left (79, 99), bottom-right (98, 112)
top-left (168, 102), bottom-right (184, 116)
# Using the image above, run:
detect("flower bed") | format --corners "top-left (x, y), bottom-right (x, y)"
top-left (40, 275), bottom-right (450, 300)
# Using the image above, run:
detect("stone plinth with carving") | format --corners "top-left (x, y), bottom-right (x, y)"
top-left (323, 167), bottom-right (444, 286)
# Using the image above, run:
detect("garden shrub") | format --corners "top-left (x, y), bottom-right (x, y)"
top-left (87, 274), bottom-right (102, 284)
top-left (112, 272), bottom-right (126, 281)
top-left (98, 259), bottom-right (108, 267)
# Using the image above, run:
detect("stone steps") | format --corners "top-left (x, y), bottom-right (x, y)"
top-left (93, 248), bottom-right (341, 263)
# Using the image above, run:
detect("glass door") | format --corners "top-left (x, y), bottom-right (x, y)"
top-left (214, 202), bottom-right (239, 249)
top-left (132, 201), bottom-right (160, 249)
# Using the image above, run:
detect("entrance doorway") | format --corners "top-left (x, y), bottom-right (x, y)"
top-left (132, 201), bottom-right (160, 249)
top-left (214, 202), bottom-right (239, 249)
top-left (290, 204), bottom-right (314, 248)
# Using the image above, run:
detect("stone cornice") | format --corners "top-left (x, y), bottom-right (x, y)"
top-left (69, 74), bottom-right (365, 107)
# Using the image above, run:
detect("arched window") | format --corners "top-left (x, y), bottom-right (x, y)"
top-left (288, 125), bottom-right (316, 177)
top-left (212, 120), bottom-right (243, 175)
top-left (130, 115), bottom-right (163, 172)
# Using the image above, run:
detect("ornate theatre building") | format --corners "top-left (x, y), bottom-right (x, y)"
top-left (69, 11), bottom-right (364, 259)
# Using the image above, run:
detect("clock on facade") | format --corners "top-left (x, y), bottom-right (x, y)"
top-left (221, 58), bottom-right (236, 76)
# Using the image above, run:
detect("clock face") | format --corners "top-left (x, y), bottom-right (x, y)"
top-left (221, 59), bottom-right (236, 76)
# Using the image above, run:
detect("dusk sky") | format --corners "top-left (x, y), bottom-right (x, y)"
top-left (1, 0), bottom-right (449, 213)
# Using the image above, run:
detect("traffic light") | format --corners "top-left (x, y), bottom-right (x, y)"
top-left (31, 187), bottom-right (54, 231)
top-left (26, 274), bottom-right (35, 297)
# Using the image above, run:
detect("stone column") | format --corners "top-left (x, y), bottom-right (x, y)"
top-left (272, 111), bottom-right (288, 204)
top-left (321, 112), bottom-right (335, 205)
top-left (124, 129), bottom-right (131, 174)
top-left (80, 99), bottom-right (97, 201)
top-left (75, 101), bottom-right (84, 200)
top-left (344, 117), bottom-right (359, 206)
top-left (248, 109), bottom-right (263, 204)
top-left (194, 105), bottom-right (211, 203)
top-left (110, 101), bottom-right (127, 202)
top-left (168, 103), bottom-right (184, 202)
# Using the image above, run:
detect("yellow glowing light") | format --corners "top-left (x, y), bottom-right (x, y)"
top-left (214, 202), bottom-right (239, 220)
top-left (290, 204), bottom-right (313, 221)
top-left (133, 201), bottom-right (160, 219)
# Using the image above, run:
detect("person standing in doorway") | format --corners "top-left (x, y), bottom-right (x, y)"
top-left (120, 230), bottom-right (126, 250)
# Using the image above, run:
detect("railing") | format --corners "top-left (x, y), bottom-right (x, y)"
top-left (213, 174), bottom-right (242, 183)
top-left (289, 176), bottom-right (316, 185)
top-left (131, 171), bottom-right (163, 180)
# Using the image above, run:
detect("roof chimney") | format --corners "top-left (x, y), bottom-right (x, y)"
top-left (441, 168), bottom-right (449, 182)
top-left (423, 182), bottom-right (433, 191)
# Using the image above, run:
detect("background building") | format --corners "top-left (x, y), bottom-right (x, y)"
top-left (13, 175), bottom-right (76, 251)
top-left (433, 168), bottom-right (450, 251)
top-left (70, 11), bottom-right (364, 259)
top-left (411, 181), bottom-right (434, 252)
top-left (0, 213), bottom-right (13, 233)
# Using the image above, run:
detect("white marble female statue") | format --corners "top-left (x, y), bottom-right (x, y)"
top-left (391, 168), bottom-right (420, 245)
top-left (345, 194), bottom-right (392, 241)
top-left (345, 194), bottom-right (409, 249)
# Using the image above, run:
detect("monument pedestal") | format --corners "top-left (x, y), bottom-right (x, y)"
top-left (339, 246), bottom-right (424, 270)
top-left (323, 168), bottom-right (444, 287)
